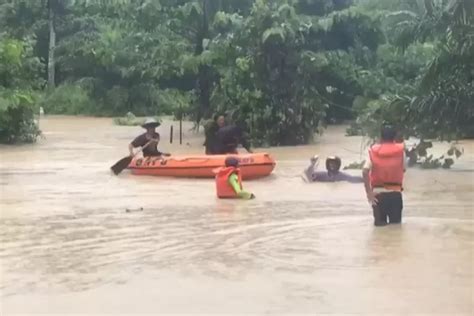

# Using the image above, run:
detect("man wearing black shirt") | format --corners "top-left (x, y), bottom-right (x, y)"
top-left (128, 118), bottom-right (171, 157)
top-left (215, 125), bottom-right (253, 154)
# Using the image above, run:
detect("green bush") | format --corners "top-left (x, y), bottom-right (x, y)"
top-left (0, 88), bottom-right (40, 143)
top-left (0, 36), bottom-right (43, 144)
top-left (157, 89), bottom-right (194, 117)
top-left (40, 84), bottom-right (96, 115)
top-left (113, 112), bottom-right (161, 126)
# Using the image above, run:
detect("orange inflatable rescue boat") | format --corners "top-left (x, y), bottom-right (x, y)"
top-left (128, 153), bottom-right (275, 179)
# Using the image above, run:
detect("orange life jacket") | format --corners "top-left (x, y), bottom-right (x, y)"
top-left (215, 167), bottom-right (242, 198)
top-left (369, 142), bottom-right (405, 190)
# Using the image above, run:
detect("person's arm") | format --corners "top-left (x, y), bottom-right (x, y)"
top-left (129, 135), bottom-right (143, 157)
top-left (343, 173), bottom-right (363, 183)
top-left (130, 134), bottom-right (161, 157)
top-left (153, 133), bottom-right (160, 146)
top-left (240, 133), bottom-right (253, 153)
top-left (403, 151), bottom-right (407, 172)
top-left (153, 134), bottom-right (171, 156)
top-left (228, 174), bottom-right (255, 199)
top-left (305, 162), bottom-right (320, 182)
top-left (362, 158), bottom-right (378, 205)
top-left (154, 147), bottom-right (171, 157)
top-left (204, 121), bottom-right (215, 139)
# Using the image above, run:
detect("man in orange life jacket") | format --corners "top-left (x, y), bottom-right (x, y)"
top-left (215, 157), bottom-right (255, 200)
top-left (363, 126), bottom-right (406, 226)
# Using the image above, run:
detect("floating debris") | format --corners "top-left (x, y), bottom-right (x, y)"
top-left (125, 207), bottom-right (144, 213)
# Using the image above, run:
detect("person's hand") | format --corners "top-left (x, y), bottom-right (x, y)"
top-left (367, 191), bottom-right (378, 205)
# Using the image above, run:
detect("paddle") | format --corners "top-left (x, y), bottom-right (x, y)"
top-left (110, 139), bottom-right (155, 175)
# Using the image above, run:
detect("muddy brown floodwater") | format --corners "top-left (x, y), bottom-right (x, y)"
top-left (0, 116), bottom-right (473, 315)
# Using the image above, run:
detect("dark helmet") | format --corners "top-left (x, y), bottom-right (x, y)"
top-left (225, 156), bottom-right (239, 168)
top-left (325, 156), bottom-right (341, 172)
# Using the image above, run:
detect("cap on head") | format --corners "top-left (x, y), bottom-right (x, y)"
top-left (225, 156), bottom-right (239, 168)
top-left (325, 156), bottom-right (341, 172)
top-left (141, 118), bottom-right (160, 129)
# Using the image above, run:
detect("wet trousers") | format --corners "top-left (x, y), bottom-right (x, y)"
top-left (372, 192), bottom-right (403, 226)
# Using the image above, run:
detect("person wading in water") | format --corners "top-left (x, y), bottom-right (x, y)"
top-left (128, 118), bottom-right (171, 158)
top-left (214, 157), bottom-right (255, 200)
top-left (204, 114), bottom-right (226, 155)
top-left (363, 126), bottom-right (406, 226)
top-left (303, 156), bottom-right (362, 183)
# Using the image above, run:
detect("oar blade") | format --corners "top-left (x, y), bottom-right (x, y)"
top-left (110, 156), bottom-right (133, 175)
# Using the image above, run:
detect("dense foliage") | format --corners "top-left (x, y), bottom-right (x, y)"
top-left (0, 0), bottom-right (472, 144)
top-left (0, 35), bottom-right (42, 143)
top-left (350, 0), bottom-right (474, 141)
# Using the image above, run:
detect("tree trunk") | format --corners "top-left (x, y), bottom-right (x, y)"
top-left (424, 0), bottom-right (434, 16)
top-left (47, 0), bottom-right (56, 89)
top-left (194, 0), bottom-right (212, 126)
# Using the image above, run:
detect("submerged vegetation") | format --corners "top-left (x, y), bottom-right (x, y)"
top-left (0, 0), bottom-right (472, 144)
top-left (344, 141), bottom-right (464, 170)
top-left (405, 141), bottom-right (463, 169)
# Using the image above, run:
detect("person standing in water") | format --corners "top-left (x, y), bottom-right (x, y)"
top-left (215, 157), bottom-right (255, 200)
top-left (204, 114), bottom-right (226, 155)
top-left (128, 118), bottom-right (171, 158)
top-left (303, 156), bottom-right (362, 183)
top-left (215, 125), bottom-right (253, 154)
top-left (363, 126), bottom-right (406, 226)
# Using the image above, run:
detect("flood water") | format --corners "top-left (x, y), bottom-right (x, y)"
top-left (1, 116), bottom-right (473, 315)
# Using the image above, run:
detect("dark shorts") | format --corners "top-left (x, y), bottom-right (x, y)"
top-left (372, 192), bottom-right (403, 226)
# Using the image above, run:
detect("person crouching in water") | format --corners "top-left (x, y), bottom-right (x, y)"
top-left (363, 126), bottom-right (406, 226)
top-left (304, 156), bottom-right (362, 183)
top-left (215, 157), bottom-right (255, 200)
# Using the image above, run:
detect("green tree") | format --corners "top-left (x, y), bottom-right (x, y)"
top-left (386, 0), bottom-right (474, 140)
top-left (0, 36), bottom-right (43, 143)
top-left (1, 0), bottom-right (470, 145)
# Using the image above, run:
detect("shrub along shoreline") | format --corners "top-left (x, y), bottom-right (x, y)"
top-left (1, 0), bottom-right (472, 145)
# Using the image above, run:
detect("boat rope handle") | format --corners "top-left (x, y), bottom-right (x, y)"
top-left (171, 157), bottom-right (211, 162)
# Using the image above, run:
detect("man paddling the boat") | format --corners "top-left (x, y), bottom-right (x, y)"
top-left (129, 118), bottom-right (171, 158)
